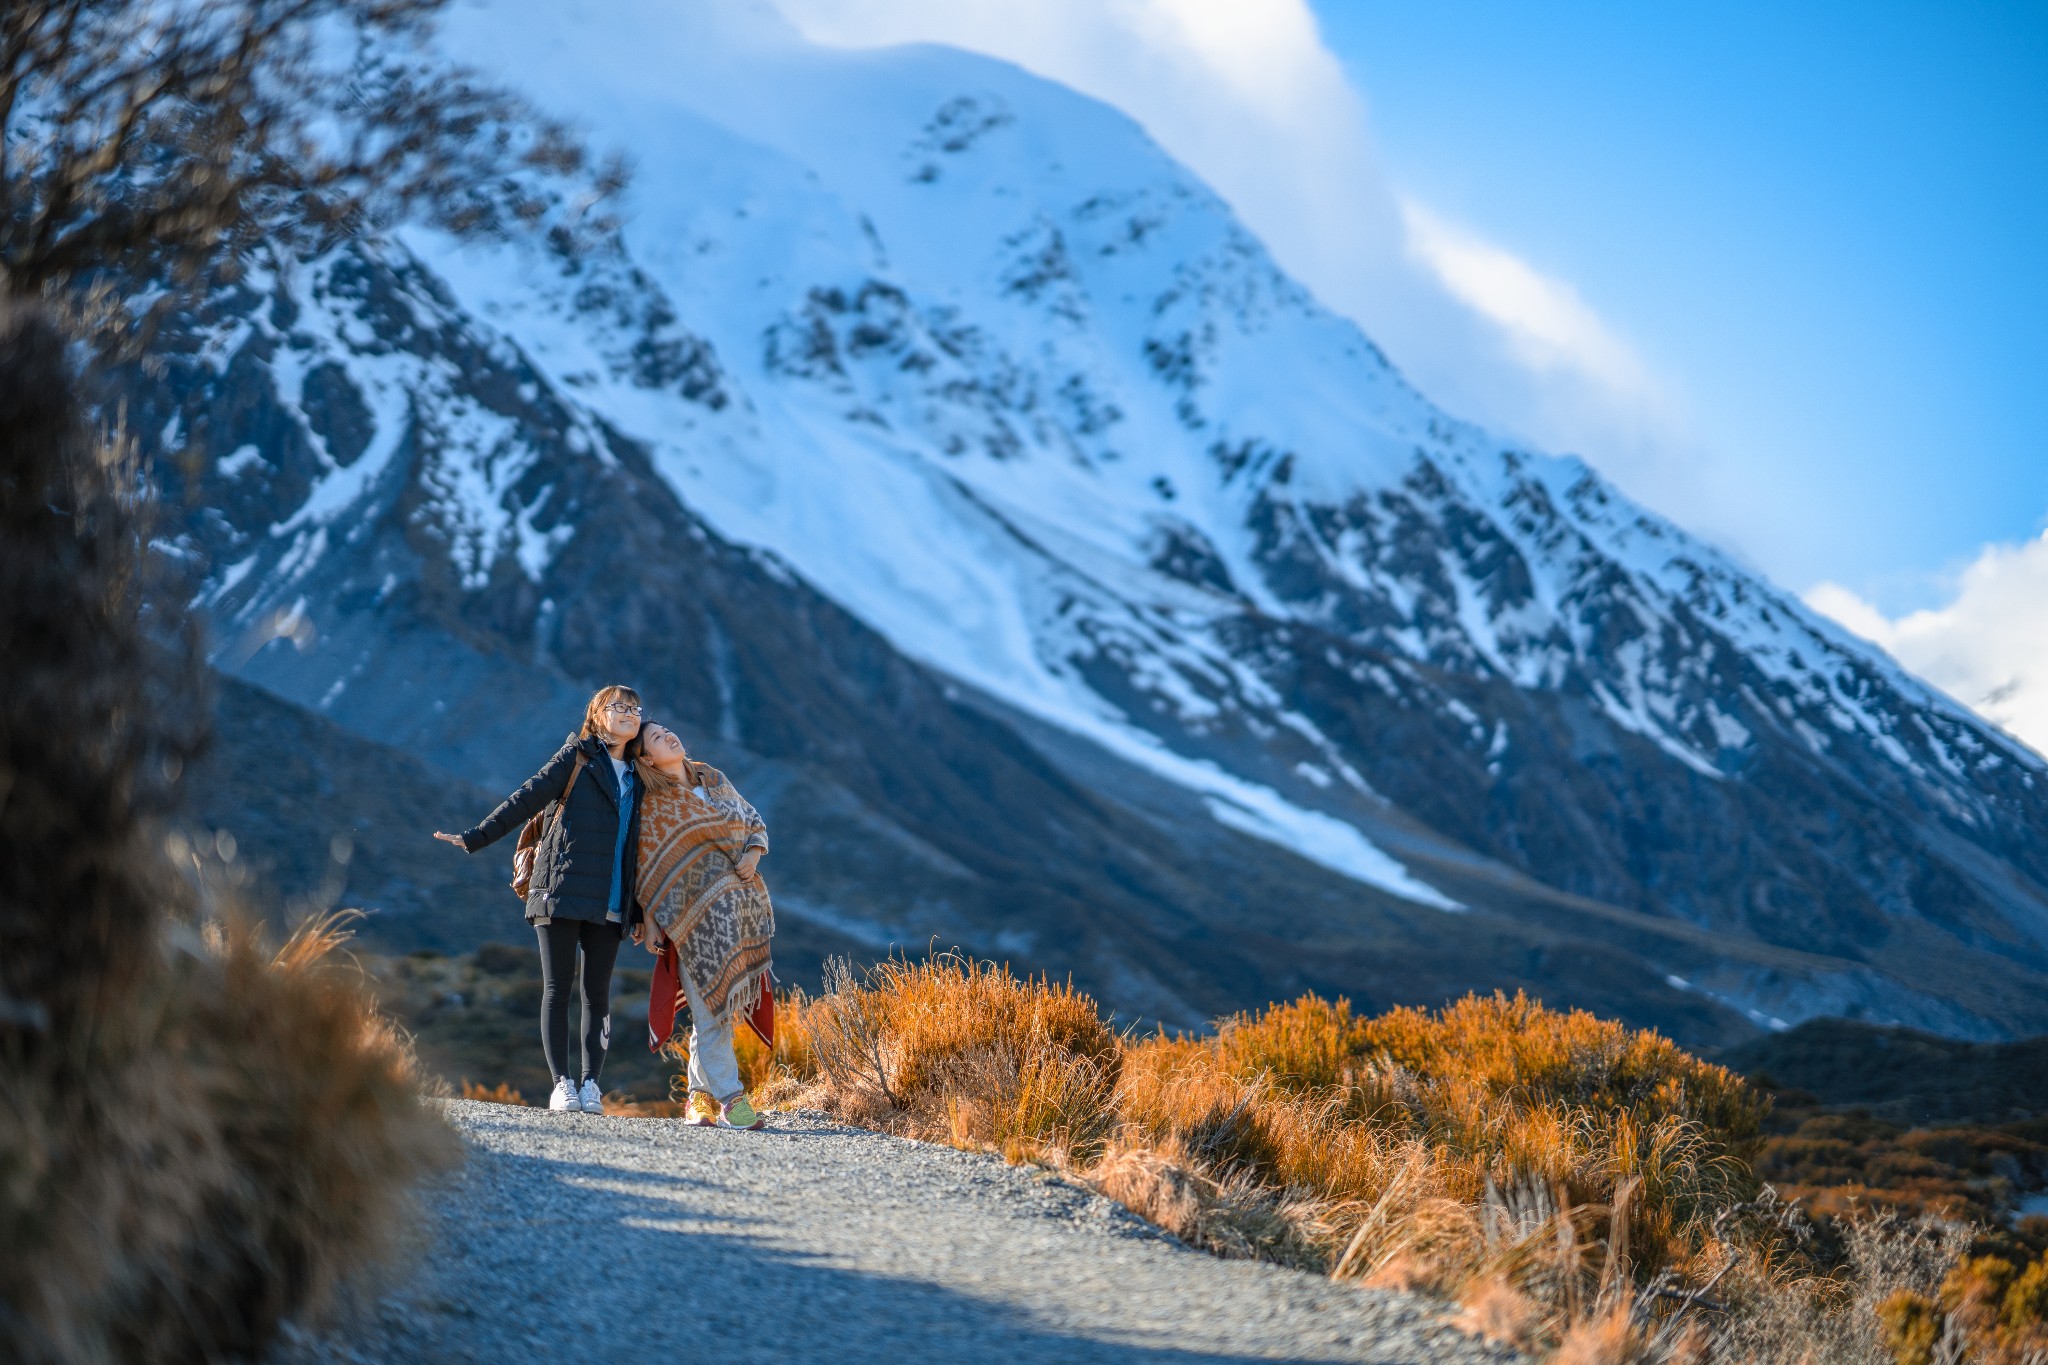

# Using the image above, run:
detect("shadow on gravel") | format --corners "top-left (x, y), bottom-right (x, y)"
top-left (596, 1117), bottom-right (890, 1145)
top-left (347, 1145), bottom-right (1447, 1365)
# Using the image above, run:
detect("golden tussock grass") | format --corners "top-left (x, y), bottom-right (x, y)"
top-left (766, 953), bottom-right (1118, 1163)
top-left (161, 909), bottom-right (461, 1342)
top-left (743, 954), bottom-right (1986, 1362)
top-left (460, 1079), bottom-right (530, 1106)
top-left (1, 900), bottom-right (460, 1365)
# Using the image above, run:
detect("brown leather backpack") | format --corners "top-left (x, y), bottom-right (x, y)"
top-left (510, 752), bottom-right (587, 901)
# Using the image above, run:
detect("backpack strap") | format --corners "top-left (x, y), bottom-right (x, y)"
top-left (509, 750), bottom-right (591, 903)
top-left (556, 751), bottom-right (588, 821)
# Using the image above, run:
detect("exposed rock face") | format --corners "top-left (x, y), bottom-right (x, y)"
top-left (139, 12), bottom-right (2048, 1043)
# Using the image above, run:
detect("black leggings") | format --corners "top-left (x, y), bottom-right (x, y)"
top-left (535, 919), bottom-right (623, 1083)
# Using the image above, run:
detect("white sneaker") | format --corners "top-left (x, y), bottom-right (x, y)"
top-left (578, 1079), bottom-right (603, 1114)
top-left (548, 1077), bottom-right (578, 1111)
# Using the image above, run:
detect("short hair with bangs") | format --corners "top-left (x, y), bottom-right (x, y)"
top-left (581, 684), bottom-right (643, 747)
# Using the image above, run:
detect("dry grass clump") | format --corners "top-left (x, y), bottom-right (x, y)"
top-left (143, 908), bottom-right (458, 1354)
top-left (1705, 1209), bottom-right (1974, 1365)
top-left (766, 953), bottom-right (1118, 1164)
top-left (1086, 1135), bottom-right (1336, 1265)
top-left (1117, 992), bottom-right (1763, 1304)
top-left (0, 305), bottom-right (455, 1363)
top-left (1856, 1244), bottom-right (2048, 1365)
top-left (1357, 991), bottom-right (1764, 1159)
top-left (461, 1079), bottom-right (529, 1106)
top-left (1, 875), bottom-right (459, 1365)
top-left (1111, 1030), bottom-right (1464, 1266)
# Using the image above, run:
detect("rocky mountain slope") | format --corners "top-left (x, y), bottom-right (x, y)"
top-left (142, 0), bottom-right (2048, 1043)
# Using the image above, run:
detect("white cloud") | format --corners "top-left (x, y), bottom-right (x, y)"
top-left (766, 0), bottom-right (1673, 472)
top-left (1808, 531), bottom-right (2048, 757)
top-left (1398, 197), bottom-right (1654, 402)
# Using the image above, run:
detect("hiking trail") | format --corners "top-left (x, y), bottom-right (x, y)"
top-left (278, 1099), bottom-right (1526, 1363)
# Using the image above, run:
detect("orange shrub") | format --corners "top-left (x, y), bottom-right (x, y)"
top-left (1357, 991), bottom-right (1764, 1153)
top-left (1211, 994), bottom-right (1371, 1097)
top-left (459, 1080), bottom-right (527, 1106)
top-left (767, 954), bottom-right (1119, 1162)
top-left (1131, 990), bottom-right (1764, 1284)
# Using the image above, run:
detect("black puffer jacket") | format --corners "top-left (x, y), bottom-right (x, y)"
top-left (459, 734), bottom-right (643, 928)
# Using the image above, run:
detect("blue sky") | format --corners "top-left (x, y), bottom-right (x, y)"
top-left (1311, 1), bottom-right (2048, 611)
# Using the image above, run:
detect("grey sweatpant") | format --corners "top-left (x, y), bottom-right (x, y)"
top-left (680, 965), bottom-right (744, 1103)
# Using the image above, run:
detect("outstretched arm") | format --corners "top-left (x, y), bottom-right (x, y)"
top-left (435, 742), bottom-right (577, 852)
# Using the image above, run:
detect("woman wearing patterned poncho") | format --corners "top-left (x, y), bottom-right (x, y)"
top-left (631, 723), bottom-right (774, 1130)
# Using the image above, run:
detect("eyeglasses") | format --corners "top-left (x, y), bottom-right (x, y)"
top-left (605, 703), bottom-right (643, 716)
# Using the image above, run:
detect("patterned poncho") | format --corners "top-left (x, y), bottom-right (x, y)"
top-left (633, 760), bottom-right (774, 1024)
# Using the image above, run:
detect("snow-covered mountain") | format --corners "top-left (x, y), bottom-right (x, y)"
top-left (141, 0), bottom-right (2048, 1041)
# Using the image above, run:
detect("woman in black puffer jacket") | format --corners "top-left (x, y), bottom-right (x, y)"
top-left (435, 685), bottom-right (647, 1114)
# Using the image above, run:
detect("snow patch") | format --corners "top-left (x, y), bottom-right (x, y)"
top-left (218, 444), bottom-right (266, 477)
top-left (1203, 795), bottom-right (1463, 911)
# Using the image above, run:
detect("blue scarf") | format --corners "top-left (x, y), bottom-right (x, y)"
top-left (606, 761), bottom-right (637, 922)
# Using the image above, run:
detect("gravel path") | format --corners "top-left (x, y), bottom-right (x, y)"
top-left (280, 1100), bottom-right (1526, 1364)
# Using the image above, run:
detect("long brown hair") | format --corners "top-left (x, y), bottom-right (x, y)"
top-left (580, 684), bottom-right (644, 757)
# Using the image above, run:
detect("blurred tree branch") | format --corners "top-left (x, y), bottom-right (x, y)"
top-left (0, 0), bottom-right (626, 355)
